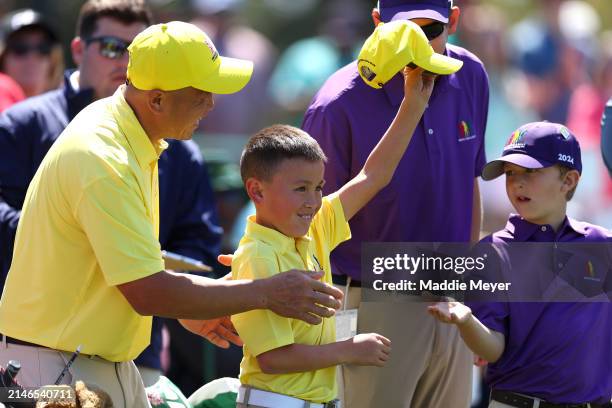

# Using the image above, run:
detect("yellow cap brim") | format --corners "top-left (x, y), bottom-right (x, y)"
top-left (413, 53), bottom-right (463, 75)
top-left (196, 56), bottom-right (254, 94)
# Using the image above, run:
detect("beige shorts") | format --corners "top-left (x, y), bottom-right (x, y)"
top-left (0, 338), bottom-right (150, 408)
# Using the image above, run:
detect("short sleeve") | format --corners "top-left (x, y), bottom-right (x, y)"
top-left (231, 256), bottom-right (294, 355)
top-left (474, 63), bottom-right (489, 177)
top-left (310, 192), bottom-right (351, 251)
top-left (467, 302), bottom-right (509, 337)
top-left (76, 175), bottom-right (164, 286)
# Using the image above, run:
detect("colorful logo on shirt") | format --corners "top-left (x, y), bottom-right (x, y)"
top-left (586, 261), bottom-right (595, 277)
top-left (584, 260), bottom-right (601, 282)
top-left (458, 120), bottom-right (476, 142)
top-left (504, 129), bottom-right (526, 150)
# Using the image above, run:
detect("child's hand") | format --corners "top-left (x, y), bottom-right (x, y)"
top-left (427, 301), bottom-right (472, 325)
top-left (402, 66), bottom-right (435, 111)
top-left (344, 333), bottom-right (391, 367)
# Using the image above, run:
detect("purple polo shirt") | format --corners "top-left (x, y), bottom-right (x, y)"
top-left (303, 44), bottom-right (489, 280)
top-left (471, 215), bottom-right (612, 404)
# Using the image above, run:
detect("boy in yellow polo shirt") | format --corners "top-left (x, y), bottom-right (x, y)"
top-left (231, 21), bottom-right (465, 408)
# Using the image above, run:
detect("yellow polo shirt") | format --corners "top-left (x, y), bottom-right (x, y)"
top-left (231, 193), bottom-right (351, 403)
top-left (0, 86), bottom-right (166, 361)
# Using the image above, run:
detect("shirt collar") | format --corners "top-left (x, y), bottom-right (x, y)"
top-left (110, 86), bottom-right (168, 170)
top-left (505, 213), bottom-right (588, 241)
top-left (382, 47), bottom-right (461, 107)
top-left (63, 70), bottom-right (95, 121)
top-left (244, 215), bottom-right (312, 255)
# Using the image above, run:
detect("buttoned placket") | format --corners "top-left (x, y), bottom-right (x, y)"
top-left (295, 238), bottom-right (314, 271)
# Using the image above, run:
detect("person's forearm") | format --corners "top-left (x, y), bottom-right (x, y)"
top-left (118, 270), bottom-right (267, 319)
top-left (457, 315), bottom-right (504, 363)
top-left (257, 341), bottom-right (349, 374)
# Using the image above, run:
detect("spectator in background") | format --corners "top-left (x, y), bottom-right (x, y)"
top-left (457, 2), bottom-right (537, 240)
top-left (0, 72), bottom-right (24, 111)
top-left (267, 0), bottom-right (367, 125)
top-left (190, 0), bottom-right (277, 136)
top-left (508, 0), bottom-right (570, 124)
top-left (602, 98), bottom-right (612, 178)
top-left (566, 30), bottom-right (612, 221)
top-left (0, 8), bottom-right (63, 97)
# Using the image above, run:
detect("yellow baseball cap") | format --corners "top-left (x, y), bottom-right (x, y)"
top-left (127, 21), bottom-right (253, 94)
top-left (357, 20), bottom-right (463, 89)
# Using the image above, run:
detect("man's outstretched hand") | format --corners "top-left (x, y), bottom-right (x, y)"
top-left (179, 317), bottom-right (242, 348)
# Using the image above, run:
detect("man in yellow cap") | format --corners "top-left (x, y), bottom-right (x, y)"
top-left (0, 21), bottom-right (343, 408)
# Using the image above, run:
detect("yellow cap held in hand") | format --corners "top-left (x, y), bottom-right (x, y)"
top-left (127, 21), bottom-right (253, 94)
top-left (358, 20), bottom-right (463, 89)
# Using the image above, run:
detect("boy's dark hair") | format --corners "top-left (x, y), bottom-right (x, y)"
top-left (557, 164), bottom-right (578, 201)
top-left (240, 125), bottom-right (327, 183)
top-left (76, 0), bottom-right (153, 39)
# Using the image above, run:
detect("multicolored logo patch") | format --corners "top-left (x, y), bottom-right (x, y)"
top-left (586, 261), bottom-right (595, 277)
top-left (504, 129), bottom-right (527, 149)
top-left (584, 260), bottom-right (601, 282)
top-left (458, 120), bottom-right (476, 142)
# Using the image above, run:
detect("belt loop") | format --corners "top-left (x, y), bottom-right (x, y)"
top-left (343, 278), bottom-right (351, 311)
top-left (1, 334), bottom-right (6, 349)
top-left (243, 386), bottom-right (252, 405)
top-left (533, 399), bottom-right (540, 408)
top-left (303, 401), bottom-right (310, 408)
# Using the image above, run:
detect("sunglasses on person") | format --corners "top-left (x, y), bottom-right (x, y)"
top-left (6, 41), bottom-right (53, 57)
top-left (420, 21), bottom-right (446, 41)
top-left (85, 36), bottom-right (130, 59)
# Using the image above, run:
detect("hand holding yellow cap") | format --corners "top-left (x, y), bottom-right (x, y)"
top-left (358, 20), bottom-right (463, 89)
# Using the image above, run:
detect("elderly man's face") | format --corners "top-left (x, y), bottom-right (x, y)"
top-left (161, 87), bottom-right (215, 140)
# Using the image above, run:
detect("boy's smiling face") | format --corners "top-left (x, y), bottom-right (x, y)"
top-left (503, 162), bottom-right (575, 227)
top-left (253, 158), bottom-right (325, 238)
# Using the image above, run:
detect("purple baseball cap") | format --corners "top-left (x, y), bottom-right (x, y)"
top-left (481, 122), bottom-right (582, 181)
top-left (378, 0), bottom-right (452, 23)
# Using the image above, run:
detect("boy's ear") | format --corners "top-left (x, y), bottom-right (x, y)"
top-left (561, 169), bottom-right (580, 193)
top-left (371, 8), bottom-right (382, 27)
top-left (245, 178), bottom-right (264, 203)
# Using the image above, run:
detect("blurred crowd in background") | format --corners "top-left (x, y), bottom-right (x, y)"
top-left (0, 0), bottom-right (610, 404)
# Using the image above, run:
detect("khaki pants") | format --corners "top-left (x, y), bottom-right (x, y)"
top-left (335, 286), bottom-right (472, 408)
top-left (0, 340), bottom-right (150, 408)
